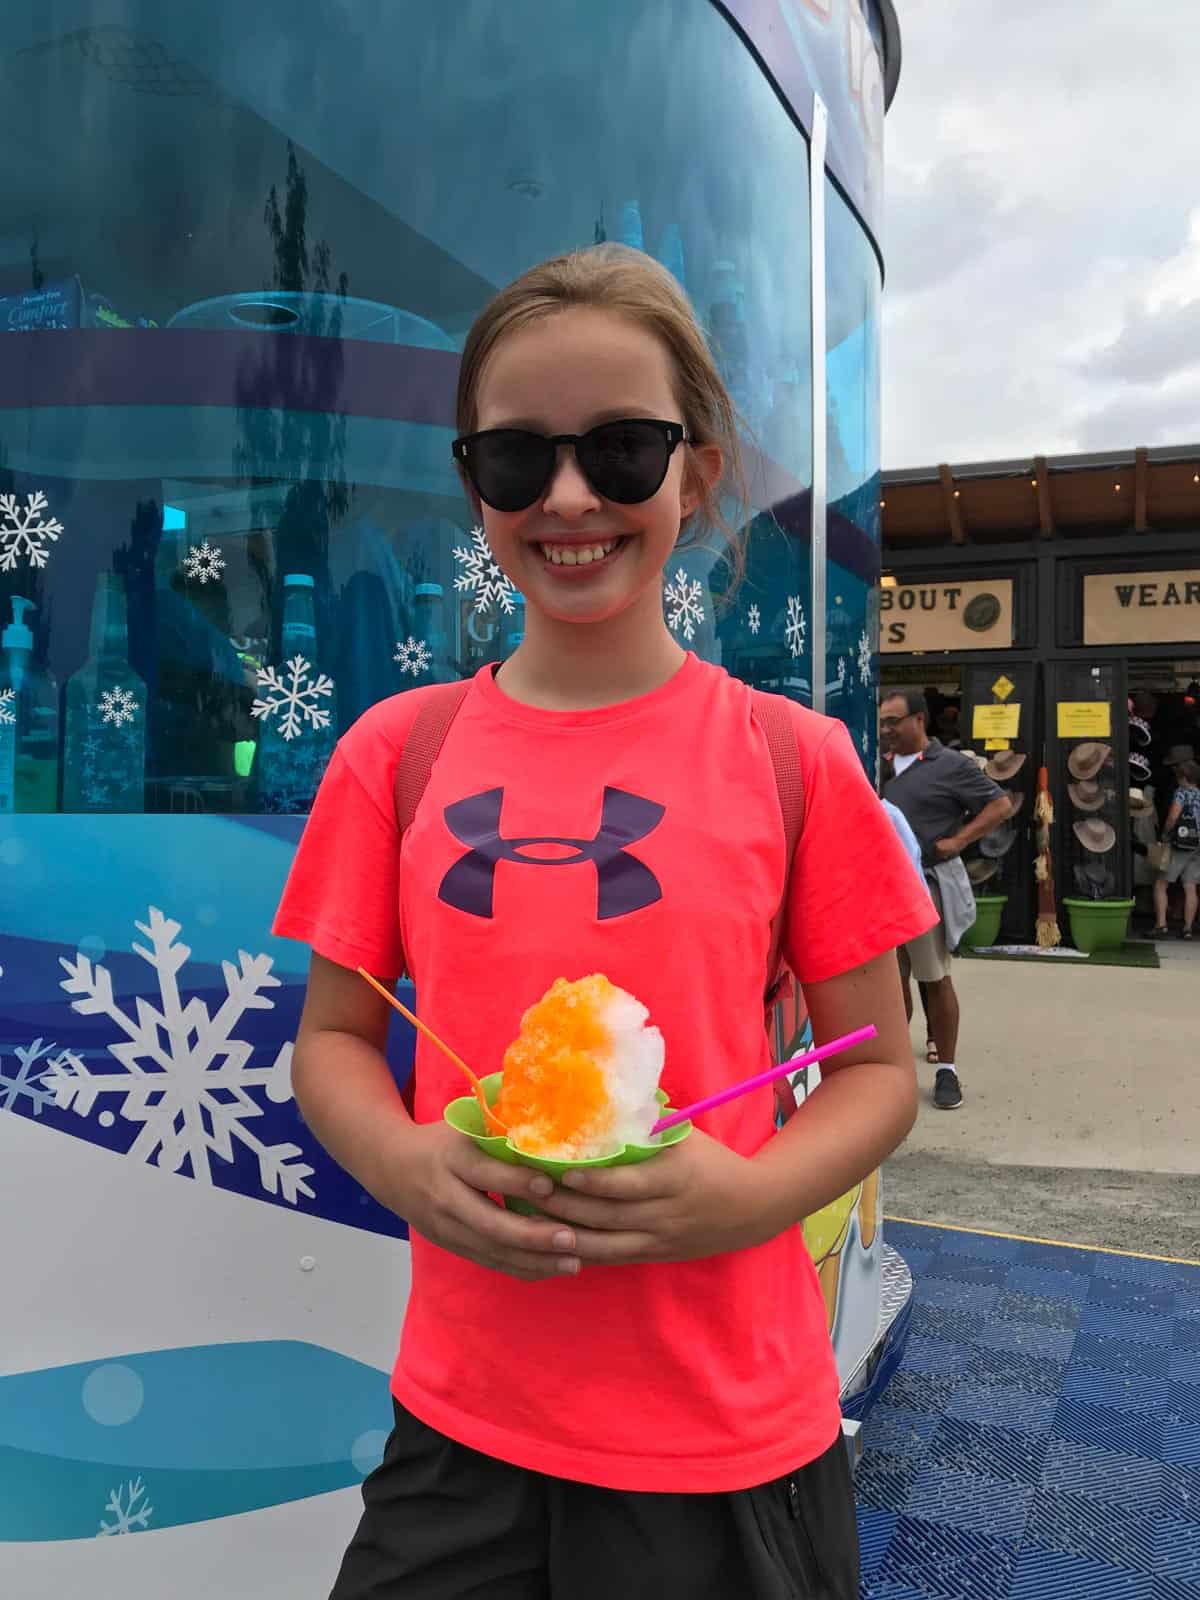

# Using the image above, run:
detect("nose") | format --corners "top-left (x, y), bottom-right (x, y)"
top-left (541, 444), bottom-right (603, 518)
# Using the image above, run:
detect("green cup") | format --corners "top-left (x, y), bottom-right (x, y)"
top-left (444, 1072), bottom-right (692, 1215)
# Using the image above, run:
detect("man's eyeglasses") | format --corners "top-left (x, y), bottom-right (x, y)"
top-left (878, 712), bottom-right (915, 732)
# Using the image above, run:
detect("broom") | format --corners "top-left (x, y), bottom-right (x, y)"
top-left (1033, 765), bottom-right (1061, 948)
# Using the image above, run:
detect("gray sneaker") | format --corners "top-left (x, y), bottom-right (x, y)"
top-left (934, 1068), bottom-right (963, 1110)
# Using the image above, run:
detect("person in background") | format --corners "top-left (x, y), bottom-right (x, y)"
top-left (933, 704), bottom-right (963, 749)
top-left (879, 690), bottom-right (1013, 1110)
top-left (1152, 758), bottom-right (1200, 940)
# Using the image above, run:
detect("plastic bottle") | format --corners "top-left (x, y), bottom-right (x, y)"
top-left (657, 224), bottom-right (687, 294)
top-left (0, 598), bottom-right (60, 812)
top-left (62, 574), bottom-right (146, 812)
top-left (618, 200), bottom-right (645, 252)
top-left (413, 582), bottom-right (453, 683)
top-left (255, 573), bottom-right (337, 813)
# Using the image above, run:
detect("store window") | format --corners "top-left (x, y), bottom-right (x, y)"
top-left (0, 0), bottom-right (821, 814)
top-left (822, 177), bottom-right (882, 770)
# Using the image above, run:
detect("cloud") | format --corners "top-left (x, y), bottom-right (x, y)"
top-left (881, 1), bottom-right (1200, 465)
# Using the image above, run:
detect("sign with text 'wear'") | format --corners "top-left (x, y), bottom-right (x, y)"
top-left (1083, 570), bottom-right (1200, 646)
top-left (879, 579), bottom-right (1014, 651)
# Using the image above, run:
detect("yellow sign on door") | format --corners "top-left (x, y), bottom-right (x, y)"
top-left (972, 703), bottom-right (1021, 740)
top-left (1057, 702), bottom-right (1112, 738)
top-left (991, 675), bottom-right (1016, 701)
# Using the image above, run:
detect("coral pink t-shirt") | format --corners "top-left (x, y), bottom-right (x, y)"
top-left (273, 654), bottom-right (936, 1493)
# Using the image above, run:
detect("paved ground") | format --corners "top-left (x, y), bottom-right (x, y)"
top-left (885, 942), bottom-right (1200, 1260)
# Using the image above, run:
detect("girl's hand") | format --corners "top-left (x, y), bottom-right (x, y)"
top-left (537, 1131), bottom-right (783, 1266)
top-left (389, 1122), bottom-right (582, 1282)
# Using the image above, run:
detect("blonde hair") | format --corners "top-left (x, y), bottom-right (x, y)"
top-left (456, 243), bottom-right (749, 589)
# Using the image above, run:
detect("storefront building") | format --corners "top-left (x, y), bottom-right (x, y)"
top-left (881, 445), bottom-right (1200, 944)
top-left (1, 3), bottom-right (903, 1589)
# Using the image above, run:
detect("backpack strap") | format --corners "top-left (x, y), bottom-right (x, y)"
top-left (750, 689), bottom-right (807, 1014)
top-left (395, 680), bottom-right (473, 838)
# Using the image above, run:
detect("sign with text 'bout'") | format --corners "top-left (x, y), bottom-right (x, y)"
top-left (880, 579), bottom-right (1013, 652)
top-left (1084, 570), bottom-right (1200, 646)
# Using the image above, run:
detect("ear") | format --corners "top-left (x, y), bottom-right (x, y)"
top-left (681, 442), bottom-right (723, 520)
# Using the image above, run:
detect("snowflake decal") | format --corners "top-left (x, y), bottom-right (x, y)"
top-left (0, 687), bottom-right (14, 726)
top-left (99, 687), bottom-right (139, 728)
top-left (453, 525), bottom-right (517, 616)
top-left (251, 655), bottom-right (334, 742)
top-left (747, 603), bottom-right (761, 636)
top-left (182, 540), bottom-right (226, 584)
top-left (664, 567), bottom-right (706, 641)
top-left (785, 595), bottom-right (807, 658)
top-left (46, 907), bottom-right (313, 1203)
top-left (394, 636), bottom-right (432, 678)
top-left (857, 629), bottom-right (873, 686)
top-left (0, 490), bottom-right (64, 572)
top-left (0, 1039), bottom-right (67, 1116)
top-left (98, 1477), bottom-right (153, 1537)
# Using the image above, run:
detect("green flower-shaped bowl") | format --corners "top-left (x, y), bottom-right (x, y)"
top-left (444, 1072), bottom-right (692, 1215)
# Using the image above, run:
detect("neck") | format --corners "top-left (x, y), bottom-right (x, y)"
top-left (495, 586), bottom-right (687, 710)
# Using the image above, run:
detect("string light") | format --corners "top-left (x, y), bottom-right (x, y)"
top-left (1114, 482), bottom-right (1122, 492)
top-left (1031, 478), bottom-right (1038, 488)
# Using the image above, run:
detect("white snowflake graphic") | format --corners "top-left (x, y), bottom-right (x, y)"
top-left (251, 655), bottom-right (334, 742)
top-left (393, 636), bottom-right (432, 678)
top-left (785, 595), bottom-right (807, 658)
top-left (747, 603), bottom-right (761, 636)
top-left (182, 540), bottom-right (226, 584)
top-left (46, 907), bottom-right (313, 1203)
top-left (857, 629), bottom-right (873, 686)
top-left (664, 567), bottom-right (706, 642)
top-left (0, 490), bottom-right (64, 572)
top-left (0, 687), bottom-right (14, 726)
top-left (98, 1477), bottom-right (153, 1537)
top-left (98, 687), bottom-right (140, 728)
top-left (453, 526), bottom-right (517, 616)
top-left (0, 1038), bottom-right (67, 1116)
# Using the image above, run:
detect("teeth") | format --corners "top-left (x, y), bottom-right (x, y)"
top-left (540, 540), bottom-right (618, 566)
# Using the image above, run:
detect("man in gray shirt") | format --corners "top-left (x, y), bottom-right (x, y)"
top-left (880, 690), bottom-right (1012, 1109)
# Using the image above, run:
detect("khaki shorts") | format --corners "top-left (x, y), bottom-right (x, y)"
top-left (898, 920), bottom-right (952, 983)
top-left (1164, 848), bottom-right (1200, 886)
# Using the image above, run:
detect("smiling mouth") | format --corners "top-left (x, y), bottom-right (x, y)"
top-left (537, 537), bottom-right (627, 567)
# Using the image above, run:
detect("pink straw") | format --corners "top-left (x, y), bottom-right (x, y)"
top-left (650, 1024), bottom-right (879, 1135)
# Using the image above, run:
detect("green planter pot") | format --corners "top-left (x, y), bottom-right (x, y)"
top-left (1063, 898), bottom-right (1134, 954)
top-left (961, 894), bottom-right (1007, 950)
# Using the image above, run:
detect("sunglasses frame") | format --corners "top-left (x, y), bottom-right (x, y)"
top-left (451, 418), bottom-right (689, 511)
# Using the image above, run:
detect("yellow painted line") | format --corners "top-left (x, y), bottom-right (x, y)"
top-left (885, 1214), bottom-right (1200, 1269)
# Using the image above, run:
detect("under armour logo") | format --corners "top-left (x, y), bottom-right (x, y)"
top-left (438, 787), bottom-right (665, 920)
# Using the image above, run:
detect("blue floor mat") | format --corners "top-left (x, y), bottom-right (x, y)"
top-left (859, 1221), bottom-right (1200, 1598)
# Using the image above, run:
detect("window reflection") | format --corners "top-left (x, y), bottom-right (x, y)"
top-left (0, 0), bottom-right (884, 812)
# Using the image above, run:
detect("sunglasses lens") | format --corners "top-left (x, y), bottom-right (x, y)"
top-left (466, 431), bottom-right (555, 512)
top-left (578, 421), bottom-right (672, 503)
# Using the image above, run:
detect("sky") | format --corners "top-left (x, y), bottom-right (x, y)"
top-left (881, 0), bottom-right (1200, 469)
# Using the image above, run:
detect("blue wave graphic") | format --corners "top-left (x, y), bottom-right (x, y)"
top-left (0, 1342), bottom-right (392, 1541)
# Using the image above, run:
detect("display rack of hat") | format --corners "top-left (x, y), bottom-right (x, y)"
top-left (1066, 741), bottom-right (1118, 901)
top-left (963, 748), bottom-right (1028, 892)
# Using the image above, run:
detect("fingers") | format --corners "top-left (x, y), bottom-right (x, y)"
top-left (448, 1140), bottom-right (557, 1204)
top-left (438, 1179), bottom-right (582, 1281)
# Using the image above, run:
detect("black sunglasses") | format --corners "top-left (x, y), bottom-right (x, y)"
top-left (452, 419), bottom-right (689, 512)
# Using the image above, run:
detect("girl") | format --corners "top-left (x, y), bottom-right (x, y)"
top-left (274, 244), bottom-right (936, 1599)
top-left (1152, 757), bottom-right (1200, 939)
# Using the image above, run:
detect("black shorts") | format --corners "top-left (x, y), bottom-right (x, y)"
top-left (329, 1400), bottom-right (859, 1600)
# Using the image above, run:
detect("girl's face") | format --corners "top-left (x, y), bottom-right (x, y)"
top-left (470, 307), bottom-right (721, 629)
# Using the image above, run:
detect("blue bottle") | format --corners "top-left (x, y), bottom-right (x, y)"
top-left (657, 224), bottom-right (687, 294)
top-left (254, 573), bottom-right (337, 813)
top-left (0, 598), bottom-right (60, 812)
top-left (62, 574), bottom-right (146, 812)
top-left (618, 200), bottom-right (645, 251)
top-left (412, 582), bottom-right (453, 683)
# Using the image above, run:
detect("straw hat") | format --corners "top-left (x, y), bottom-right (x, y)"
top-left (1073, 817), bottom-right (1116, 854)
top-left (1129, 787), bottom-right (1155, 818)
top-left (1067, 742), bottom-right (1112, 781)
top-left (966, 856), bottom-right (1000, 885)
top-left (1006, 790), bottom-right (1025, 818)
top-left (1068, 779), bottom-right (1107, 813)
top-left (979, 821), bottom-right (1016, 858)
top-left (986, 750), bottom-right (1027, 782)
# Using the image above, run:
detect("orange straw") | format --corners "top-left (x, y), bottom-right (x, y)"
top-left (357, 968), bottom-right (507, 1135)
